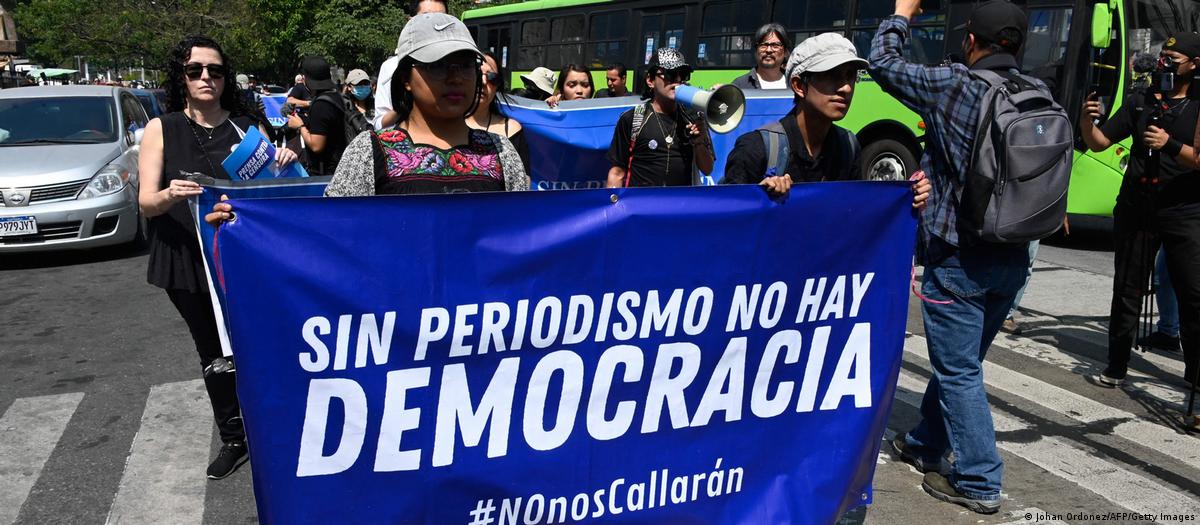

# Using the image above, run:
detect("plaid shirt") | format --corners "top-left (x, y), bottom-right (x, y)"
top-left (869, 15), bottom-right (1025, 256)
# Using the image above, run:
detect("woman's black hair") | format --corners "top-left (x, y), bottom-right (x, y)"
top-left (480, 51), bottom-right (514, 120)
top-left (163, 35), bottom-right (256, 123)
top-left (555, 64), bottom-right (594, 96)
top-left (389, 52), bottom-right (485, 125)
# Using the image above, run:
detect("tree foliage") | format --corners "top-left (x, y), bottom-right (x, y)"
top-left (13, 0), bottom-right (529, 81)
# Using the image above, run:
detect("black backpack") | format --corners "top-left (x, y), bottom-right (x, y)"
top-left (314, 92), bottom-right (374, 145)
top-left (958, 69), bottom-right (1072, 243)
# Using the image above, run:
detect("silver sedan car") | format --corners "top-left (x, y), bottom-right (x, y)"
top-left (0, 85), bottom-right (148, 252)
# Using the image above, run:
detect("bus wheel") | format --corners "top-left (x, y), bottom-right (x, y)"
top-left (861, 139), bottom-right (917, 181)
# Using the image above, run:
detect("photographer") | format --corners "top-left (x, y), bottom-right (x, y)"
top-left (1080, 33), bottom-right (1200, 429)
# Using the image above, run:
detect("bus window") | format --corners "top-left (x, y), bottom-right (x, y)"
top-left (519, 19), bottom-right (549, 69)
top-left (548, 15), bottom-right (585, 68)
top-left (697, 1), bottom-right (761, 67)
top-left (1022, 7), bottom-right (1071, 102)
top-left (640, 10), bottom-right (686, 64)
top-left (850, 27), bottom-right (945, 62)
top-left (484, 25), bottom-right (513, 69)
top-left (855, 0), bottom-right (946, 26)
top-left (775, 0), bottom-right (848, 31)
top-left (589, 11), bottom-right (629, 69)
top-left (1128, 0), bottom-right (1200, 53)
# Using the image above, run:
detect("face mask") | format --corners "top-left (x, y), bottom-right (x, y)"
top-left (352, 85), bottom-right (372, 100)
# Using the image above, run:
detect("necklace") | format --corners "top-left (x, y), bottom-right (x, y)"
top-left (185, 109), bottom-right (228, 141)
top-left (654, 111), bottom-right (675, 145)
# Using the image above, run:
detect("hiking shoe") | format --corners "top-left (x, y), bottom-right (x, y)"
top-left (1001, 318), bottom-right (1021, 335)
top-left (1137, 331), bottom-right (1181, 353)
top-left (921, 472), bottom-right (1000, 514)
top-left (207, 441), bottom-right (248, 480)
top-left (891, 433), bottom-right (940, 473)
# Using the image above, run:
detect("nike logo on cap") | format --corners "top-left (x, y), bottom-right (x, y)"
top-left (434, 22), bottom-right (454, 31)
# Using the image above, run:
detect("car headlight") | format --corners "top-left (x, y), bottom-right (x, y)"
top-left (77, 164), bottom-right (129, 200)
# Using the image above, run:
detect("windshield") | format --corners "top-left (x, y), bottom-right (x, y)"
top-left (1128, 0), bottom-right (1200, 54)
top-left (0, 96), bottom-right (118, 145)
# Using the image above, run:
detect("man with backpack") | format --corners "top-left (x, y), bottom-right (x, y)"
top-left (869, 0), bottom-right (1070, 514)
top-left (287, 55), bottom-right (348, 176)
top-left (606, 48), bottom-right (715, 187)
top-left (1080, 33), bottom-right (1200, 430)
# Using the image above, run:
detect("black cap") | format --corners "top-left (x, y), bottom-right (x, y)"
top-left (1164, 32), bottom-right (1200, 59)
top-left (958, 0), bottom-right (1027, 51)
top-left (300, 55), bottom-right (335, 91)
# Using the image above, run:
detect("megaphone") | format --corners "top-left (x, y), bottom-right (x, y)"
top-left (674, 84), bottom-right (746, 134)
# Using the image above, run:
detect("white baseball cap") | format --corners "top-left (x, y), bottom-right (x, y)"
top-left (786, 33), bottom-right (868, 80)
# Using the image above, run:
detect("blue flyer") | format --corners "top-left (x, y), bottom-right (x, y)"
top-left (222, 126), bottom-right (307, 180)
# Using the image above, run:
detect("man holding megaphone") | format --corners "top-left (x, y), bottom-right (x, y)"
top-left (606, 48), bottom-right (716, 187)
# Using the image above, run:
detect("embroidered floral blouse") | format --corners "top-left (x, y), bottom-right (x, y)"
top-left (325, 128), bottom-right (528, 197)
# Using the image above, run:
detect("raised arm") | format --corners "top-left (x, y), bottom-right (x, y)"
top-left (868, 12), bottom-right (959, 114)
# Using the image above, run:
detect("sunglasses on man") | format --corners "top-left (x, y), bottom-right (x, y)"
top-left (184, 63), bottom-right (227, 80)
top-left (657, 68), bottom-right (691, 84)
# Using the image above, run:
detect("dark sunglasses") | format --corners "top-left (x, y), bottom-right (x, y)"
top-left (484, 71), bottom-right (500, 85)
top-left (657, 68), bottom-right (691, 84)
top-left (184, 63), bottom-right (227, 80)
top-left (413, 58), bottom-right (480, 81)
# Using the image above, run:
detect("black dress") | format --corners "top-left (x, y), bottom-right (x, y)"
top-left (146, 111), bottom-right (254, 446)
top-left (146, 112), bottom-right (255, 293)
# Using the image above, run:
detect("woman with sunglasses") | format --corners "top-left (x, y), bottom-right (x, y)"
top-left (138, 35), bottom-right (299, 480)
top-left (469, 52), bottom-right (531, 176)
top-left (343, 68), bottom-right (376, 122)
top-left (206, 14), bottom-right (525, 213)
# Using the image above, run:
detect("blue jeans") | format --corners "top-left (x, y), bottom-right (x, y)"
top-left (907, 242), bottom-right (1030, 500)
top-left (1007, 240), bottom-right (1039, 319)
top-left (1155, 248), bottom-right (1180, 337)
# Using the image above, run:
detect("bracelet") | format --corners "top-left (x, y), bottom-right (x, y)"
top-left (1164, 137), bottom-right (1184, 157)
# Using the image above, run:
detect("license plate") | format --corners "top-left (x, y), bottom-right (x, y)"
top-left (0, 216), bottom-right (37, 237)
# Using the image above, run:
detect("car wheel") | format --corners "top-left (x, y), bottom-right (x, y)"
top-left (860, 139), bottom-right (918, 181)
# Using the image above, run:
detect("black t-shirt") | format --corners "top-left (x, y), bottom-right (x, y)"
top-left (288, 84), bottom-right (310, 101)
top-left (606, 103), bottom-right (696, 187)
top-left (1100, 90), bottom-right (1200, 215)
top-left (305, 93), bottom-right (348, 176)
top-left (594, 88), bottom-right (629, 98)
top-left (723, 111), bottom-right (861, 184)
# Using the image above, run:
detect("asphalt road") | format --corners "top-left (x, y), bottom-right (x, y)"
top-left (3, 215), bottom-right (1198, 525)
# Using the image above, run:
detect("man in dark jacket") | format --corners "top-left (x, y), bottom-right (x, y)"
top-left (731, 23), bottom-right (791, 90)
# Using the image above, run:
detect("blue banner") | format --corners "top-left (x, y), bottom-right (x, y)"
top-left (212, 183), bottom-right (917, 524)
top-left (190, 177), bottom-right (331, 355)
top-left (501, 91), bottom-right (793, 190)
top-left (262, 94), bottom-right (288, 128)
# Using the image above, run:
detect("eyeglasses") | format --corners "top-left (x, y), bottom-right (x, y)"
top-left (657, 68), bottom-right (691, 84)
top-left (184, 63), bottom-right (227, 80)
top-left (413, 59), bottom-right (479, 81)
top-left (484, 71), bottom-right (500, 85)
top-left (758, 42), bottom-right (785, 51)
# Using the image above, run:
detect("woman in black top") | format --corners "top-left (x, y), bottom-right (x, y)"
top-left (469, 52), bottom-right (531, 175)
top-left (137, 35), bottom-right (299, 479)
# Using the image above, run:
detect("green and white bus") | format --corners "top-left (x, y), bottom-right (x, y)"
top-left (463, 0), bottom-right (1199, 216)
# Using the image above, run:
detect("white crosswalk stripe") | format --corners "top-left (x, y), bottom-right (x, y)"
top-left (0, 392), bottom-right (84, 525)
top-left (903, 336), bottom-right (1200, 473)
top-left (106, 379), bottom-right (211, 525)
top-left (898, 335), bottom-right (1200, 524)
